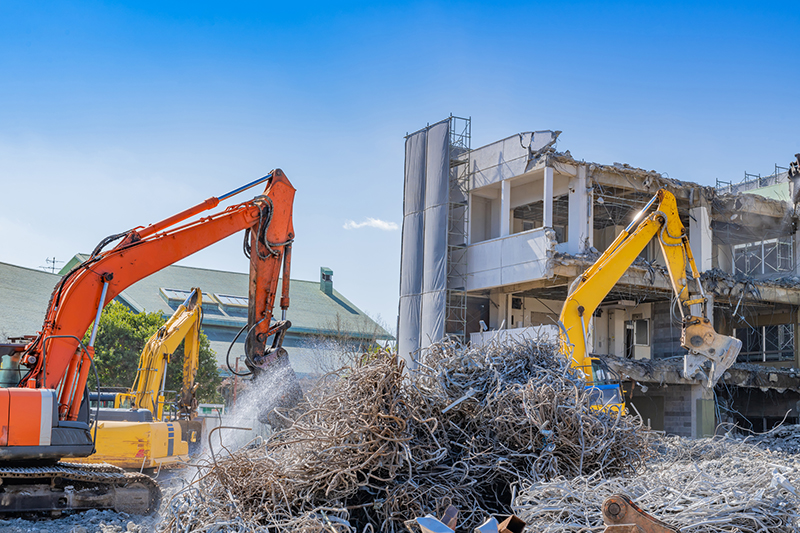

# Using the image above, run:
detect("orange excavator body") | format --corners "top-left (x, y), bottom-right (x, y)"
top-left (0, 169), bottom-right (299, 514)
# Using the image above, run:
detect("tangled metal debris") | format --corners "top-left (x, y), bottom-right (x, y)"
top-left (159, 339), bottom-right (800, 532)
top-left (513, 435), bottom-right (800, 532)
top-left (160, 338), bottom-right (650, 532)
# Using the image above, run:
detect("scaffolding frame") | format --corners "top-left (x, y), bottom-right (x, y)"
top-left (445, 116), bottom-right (471, 342)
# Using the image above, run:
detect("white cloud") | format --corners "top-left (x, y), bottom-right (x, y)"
top-left (343, 218), bottom-right (399, 231)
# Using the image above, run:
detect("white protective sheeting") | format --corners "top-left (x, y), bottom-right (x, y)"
top-left (398, 119), bottom-right (450, 366)
top-left (400, 212), bottom-right (424, 298)
top-left (398, 128), bottom-right (427, 366)
top-left (404, 129), bottom-right (427, 216)
top-left (420, 289), bottom-right (446, 348)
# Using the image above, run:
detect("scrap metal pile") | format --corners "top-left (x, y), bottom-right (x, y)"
top-left (514, 435), bottom-right (800, 532)
top-left (161, 339), bottom-right (650, 532)
top-left (160, 338), bottom-right (800, 532)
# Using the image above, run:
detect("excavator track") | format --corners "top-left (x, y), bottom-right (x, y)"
top-left (0, 461), bottom-right (161, 515)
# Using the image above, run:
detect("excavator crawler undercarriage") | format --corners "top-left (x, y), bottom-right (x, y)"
top-left (0, 462), bottom-right (160, 515)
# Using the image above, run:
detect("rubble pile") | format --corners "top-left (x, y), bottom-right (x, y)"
top-left (0, 509), bottom-right (154, 533)
top-left (738, 424), bottom-right (800, 454)
top-left (161, 339), bottom-right (650, 533)
top-left (513, 435), bottom-right (800, 532)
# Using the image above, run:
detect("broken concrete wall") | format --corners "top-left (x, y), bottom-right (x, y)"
top-left (470, 131), bottom-right (558, 189)
top-left (629, 383), bottom-right (694, 437)
top-left (651, 301), bottom-right (684, 360)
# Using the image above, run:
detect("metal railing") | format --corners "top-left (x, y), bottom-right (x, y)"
top-left (716, 164), bottom-right (789, 194)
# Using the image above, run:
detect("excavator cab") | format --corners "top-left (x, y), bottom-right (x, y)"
top-left (585, 359), bottom-right (625, 412)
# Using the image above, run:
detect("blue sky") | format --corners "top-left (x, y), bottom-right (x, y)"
top-left (1, 1), bottom-right (798, 332)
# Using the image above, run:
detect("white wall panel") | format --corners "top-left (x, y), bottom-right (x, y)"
top-left (398, 128), bottom-right (428, 363)
top-left (466, 229), bottom-right (555, 291)
top-left (466, 240), bottom-right (503, 273)
top-left (501, 262), bottom-right (550, 285)
top-left (420, 290), bottom-right (446, 350)
top-left (398, 119), bottom-right (450, 360)
top-left (424, 122), bottom-right (449, 209)
top-left (399, 212), bottom-right (423, 297)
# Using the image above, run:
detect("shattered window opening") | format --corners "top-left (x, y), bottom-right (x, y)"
top-left (626, 319), bottom-right (650, 346)
top-left (734, 323), bottom-right (794, 363)
top-left (512, 194), bottom-right (569, 242)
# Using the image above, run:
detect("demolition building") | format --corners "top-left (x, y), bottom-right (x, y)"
top-left (398, 117), bottom-right (800, 437)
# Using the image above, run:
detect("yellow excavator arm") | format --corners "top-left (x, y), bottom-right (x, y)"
top-left (559, 189), bottom-right (742, 408)
top-left (116, 287), bottom-right (202, 420)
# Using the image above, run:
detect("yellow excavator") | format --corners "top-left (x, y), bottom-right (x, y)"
top-left (559, 188), bottom-right (742, 412)
top-left (77, 288), bottom-right (205, 469)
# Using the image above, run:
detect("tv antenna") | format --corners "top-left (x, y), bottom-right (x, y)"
top-left (39, 257), bottom-right (64, 274)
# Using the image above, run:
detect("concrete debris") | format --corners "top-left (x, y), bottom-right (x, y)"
top-left (735, 424), bottom-right (800, 455)
top-left (604, 353), bottom-right (800, 392)
top-left (522, 130), bottom-right (561, 162)
top-left (0, 509), bottom-right (155, 533)
top-left (700, 267), bottom-right (800, 292)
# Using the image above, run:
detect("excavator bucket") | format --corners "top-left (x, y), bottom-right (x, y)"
top-left (682, 319), bottom-right (742, 388)
top-left (602, 494), bottom-right (678, 533)
top-left (244, 320), bottom-right (304, 429)
top-left (255, 352), bottom-right (303, 429)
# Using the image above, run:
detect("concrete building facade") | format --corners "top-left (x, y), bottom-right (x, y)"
top-left (399, 118), bottom-right (800, 437)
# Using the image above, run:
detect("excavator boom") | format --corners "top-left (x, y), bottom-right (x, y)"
top-left (116, 287), bottom-right (203, 420)
top-left (559, 189), bottom-right (741, 409)
top-left (0, 169), bottom-right (300, 514)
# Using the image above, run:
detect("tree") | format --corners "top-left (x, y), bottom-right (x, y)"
top-left (84, 301), bottom-right (223, 404)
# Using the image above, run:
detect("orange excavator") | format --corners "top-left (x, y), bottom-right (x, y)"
top-left (0, 170), bottom-right (301, 514)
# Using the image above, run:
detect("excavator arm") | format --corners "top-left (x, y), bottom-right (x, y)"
top-left (0, 170), bottom-right (300, 514)
top-left (6, 169), bottom-right (297, 457)
top-left (114, 287), bottom-right (203, 420)
top-left (559, 189), bottom-right (741, 400)
top-left (177, 290), bottom-right (202, 420)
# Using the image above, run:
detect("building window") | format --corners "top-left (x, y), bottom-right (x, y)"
top-left (733, 237), bottom-right (793, 276)
top-left (626, 319), bottom-right (649, 346)
top-left (215, 294), bottom-right (249, 307)
top-left (160, 288), bottom-right (193, 302)
top-left (735, 324), bottom-right (794, 363)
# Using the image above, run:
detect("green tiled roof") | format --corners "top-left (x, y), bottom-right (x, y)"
top-left (2, 256), bottom-right (391, 378)
top-left (0, 262), bottom-right (61, 340)
top-left (60, 254), bottom-right (392, 341)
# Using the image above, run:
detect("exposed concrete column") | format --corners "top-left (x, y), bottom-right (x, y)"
top-left (500, 179), bottom-right (511, 237)
top-left (795, 307), bottom-right (800, 367)
top-left (794, 228), bottom-right (800, 278)
top-left (689, 205), bottom-right (712, 272)
top-left (543, 166), bottom-right (554, 228)
top-left (705, 293), bottom-right (714, 325)
top-left (568, 165), bottom-right (591, 254)
top-left (691, 384), bottom-right (715, 438)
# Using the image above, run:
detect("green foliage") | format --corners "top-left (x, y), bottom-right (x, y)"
top-left (84, 301), bottom-right (223, 404)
